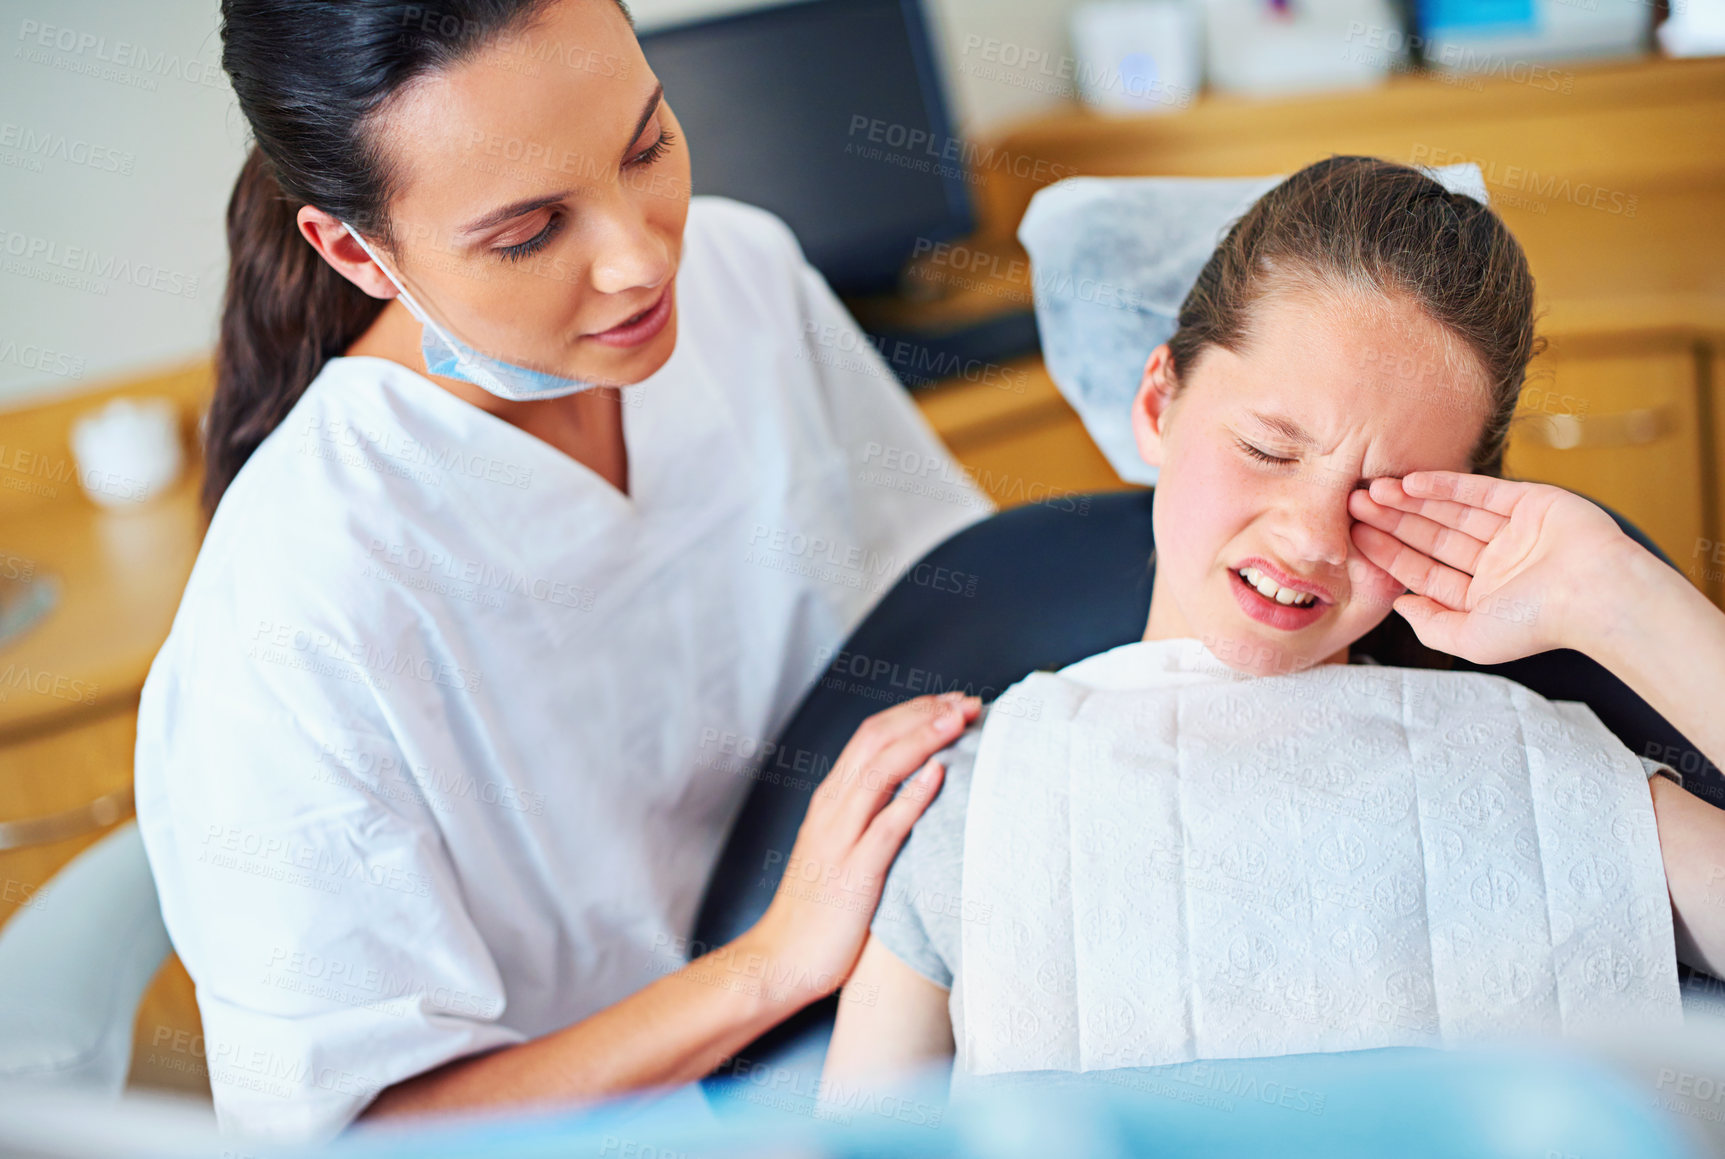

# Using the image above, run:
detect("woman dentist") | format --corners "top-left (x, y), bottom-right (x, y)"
top-left (134, 0), bottom-right (988, 1141)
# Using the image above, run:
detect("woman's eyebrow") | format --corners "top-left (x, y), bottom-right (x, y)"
top-left (456, 82), bottom-right (666, 239)
top-left (459, 190), bottom-right (575, 238)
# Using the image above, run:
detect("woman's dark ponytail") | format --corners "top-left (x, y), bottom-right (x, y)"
top-left (204, 146), bottom-right (384, 513)
top-left (205, 0), bottom-right (632, 515)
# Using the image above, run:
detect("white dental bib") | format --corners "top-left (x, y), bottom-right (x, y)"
top-left (958, 638), bottom-right (1682, 1076)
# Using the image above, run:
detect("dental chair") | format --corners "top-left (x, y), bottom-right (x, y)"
top-left (693, 483), bottom-right (1722, 1105)
top-left (0, 820), bottom-right (170, 1094)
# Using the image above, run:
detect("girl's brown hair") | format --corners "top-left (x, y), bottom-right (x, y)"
top-left (1165, 154), bottom-right (1542, 479)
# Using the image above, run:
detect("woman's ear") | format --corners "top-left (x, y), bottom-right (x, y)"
top-left (1131, 343), bottom-right (1179, 470)
top-left (297, 206), bottom-right (399, 300)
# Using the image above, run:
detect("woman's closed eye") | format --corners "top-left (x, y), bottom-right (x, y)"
top-left (630, 127), bottom-right (677, 169)
top-left (496, 212), bottom-right (565, 263)
top-left (493, 126), bottom-right (679, 262)
top-left (1235, 437), bottom-right (1295, 466)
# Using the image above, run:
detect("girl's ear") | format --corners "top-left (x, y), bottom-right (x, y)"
top-left (1131, 344), bottom-right (1179, 469)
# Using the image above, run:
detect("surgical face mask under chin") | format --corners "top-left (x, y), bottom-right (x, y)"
top-left (340, 221), bottom-right (600, 403)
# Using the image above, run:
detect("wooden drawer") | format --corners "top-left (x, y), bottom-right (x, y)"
top-left (0, 706), bottom-right (138, 926)
top-left (1502, 337), bottom-right (1707, 597)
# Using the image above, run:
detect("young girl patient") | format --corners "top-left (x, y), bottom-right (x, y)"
top-left (821, 156), bottom-right (1725, 1097)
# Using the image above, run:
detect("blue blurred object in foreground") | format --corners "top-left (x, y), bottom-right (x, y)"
top-left (232, 1042), bottom-right (1703, 1159)
top-left (0, 1039), bottom-right (1704, 1158)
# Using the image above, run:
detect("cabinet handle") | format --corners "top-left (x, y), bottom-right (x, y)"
top-left (0, 786), bottom-right (133, 851)
top-left (1511, 405), bottom-right (1674, 451)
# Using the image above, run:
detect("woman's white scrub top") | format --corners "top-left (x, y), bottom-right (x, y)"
top-left (134, 196), bottom-right (990, 1142)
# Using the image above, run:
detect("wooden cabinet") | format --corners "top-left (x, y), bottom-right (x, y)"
top-left (1505, 335), bottom-right (1714, 597)
top-left (1714, 344), bottom-right (1725, 601)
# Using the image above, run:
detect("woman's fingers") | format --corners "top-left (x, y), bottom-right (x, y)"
top-left (822, 694), bottom-right (963, 780)
top-left (838, 698), bottom-right (972, 829)
top-left (1350, 521), bottom-right (1476, 610)
top-left (857, 760), bottom-right (944, 865)
top-left (823, 694), bottom-right (977, 834)
top-left (753, 752), bottom-right (952, 1009)
top-left (1350, 487), bottom-right (1490, 577)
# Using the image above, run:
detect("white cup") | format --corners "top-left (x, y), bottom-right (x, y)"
top-left (69, 396), bottom-right (185, 508)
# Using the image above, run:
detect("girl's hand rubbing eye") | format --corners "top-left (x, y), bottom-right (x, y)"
top-left (1344, 470), bottom-right (1650, 666)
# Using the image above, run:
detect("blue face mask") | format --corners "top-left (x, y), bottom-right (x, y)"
top-left (341, 221), bottom-right (601, 403)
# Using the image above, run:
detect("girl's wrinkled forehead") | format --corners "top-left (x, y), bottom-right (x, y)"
top-left (1187, 289), bottom-right (1494, 476)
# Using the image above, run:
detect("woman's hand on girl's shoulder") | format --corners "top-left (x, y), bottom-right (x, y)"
top-left (1346, 470), bottom-right (1658, 666)
top-left (745, 691), bottom-right (981, 1012)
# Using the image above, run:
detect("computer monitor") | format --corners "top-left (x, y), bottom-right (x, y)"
top-left (639, 0), bottom-right (975, 296)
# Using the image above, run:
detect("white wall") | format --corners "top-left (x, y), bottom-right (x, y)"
top-left (918, 0), bottom-right (1092, 139)
top-left (0, 0), bottom-right (1082, 407)
top-left (0, 0), bottom-right (248, 407)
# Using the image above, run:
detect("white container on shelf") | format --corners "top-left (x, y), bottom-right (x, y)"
top-left (1420, 0), bottom-right (1651, 75)
top-left (1069, 0), bottom-right (1205, 114)
top-left (1659, 0), bottom-right (1725, 57)
top-left (1201, 0), bottom-right (1406, 96)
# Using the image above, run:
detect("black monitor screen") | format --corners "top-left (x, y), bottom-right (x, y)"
top-left (640, 0), bottom-right (974, 296)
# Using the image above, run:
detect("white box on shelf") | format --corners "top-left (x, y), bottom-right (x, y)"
top-left (1203, 0), bottom-right (1406, 96)
top-left (1070, 0), bottom-right (1204, 114)
top-left (1420, 0), bottom-right (1651, 75)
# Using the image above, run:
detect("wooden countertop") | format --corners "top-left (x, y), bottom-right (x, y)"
top-left (0, 472), bottom-right (203, 742)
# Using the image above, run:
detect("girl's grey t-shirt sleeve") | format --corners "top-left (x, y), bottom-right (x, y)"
top-left (1639, 754), bottom-right (1682, 787)
top-left (868, 713), bottom-right (986, 990)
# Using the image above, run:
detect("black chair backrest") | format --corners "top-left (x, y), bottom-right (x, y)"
top-left (694, 487), bottom-right (1716, 1093)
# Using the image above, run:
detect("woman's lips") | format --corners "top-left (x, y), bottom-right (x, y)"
top-left (1230, 565), bottom-right (1329, 631)
top-left (585, 285), bottom-right (672, 348)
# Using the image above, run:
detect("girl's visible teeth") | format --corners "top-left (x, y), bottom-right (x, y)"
top-left (1239, 566), bottom-right (1316, 607)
